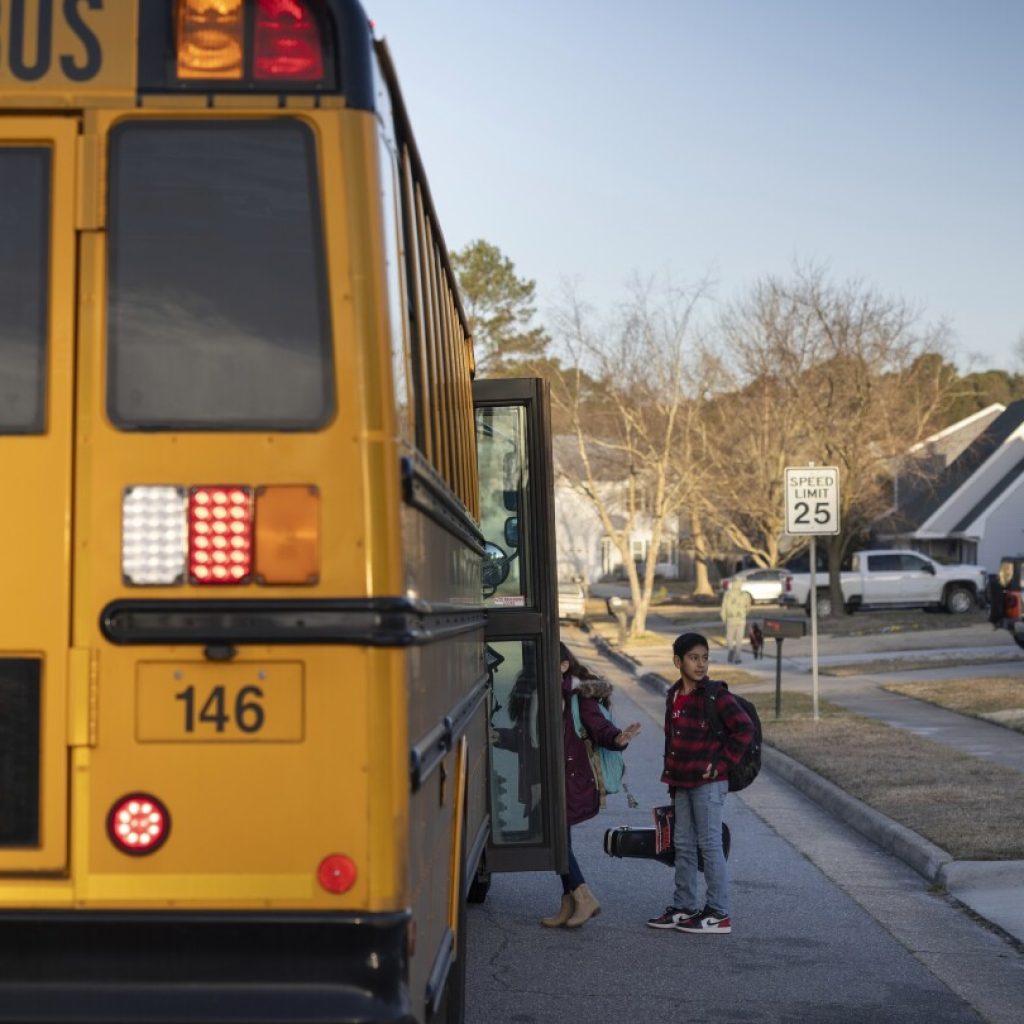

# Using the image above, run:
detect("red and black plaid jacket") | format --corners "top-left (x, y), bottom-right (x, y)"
top-left (661, 678), bottom-right (754, 789)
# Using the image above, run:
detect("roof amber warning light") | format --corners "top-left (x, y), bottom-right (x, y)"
top-left (176, 0), bottom-right (324, 83)
top-left (176, 0), bottom-right (245, 80)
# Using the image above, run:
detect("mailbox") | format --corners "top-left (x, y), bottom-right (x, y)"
top-left (762, 617), bottom-right (807, 639)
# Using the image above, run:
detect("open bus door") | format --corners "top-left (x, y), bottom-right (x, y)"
top-left (0, 118), bottom-right (78, 876)
top-left (473, 378), bottom-right (568, 891)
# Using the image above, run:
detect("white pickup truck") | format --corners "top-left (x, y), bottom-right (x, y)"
top-left (780, 549), bottom-right (989, 617)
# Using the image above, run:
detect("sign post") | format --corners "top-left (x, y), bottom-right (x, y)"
top-left (784, 466), bottom-right (841, 721)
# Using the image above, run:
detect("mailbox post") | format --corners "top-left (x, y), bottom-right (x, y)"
top-left (606, 595), bottom-right (633, 645)
top-left (761, 617), bottom-right (808, 719)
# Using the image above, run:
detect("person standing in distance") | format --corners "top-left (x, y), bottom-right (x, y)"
top-left (648, 632), bottom-right (753, 934)
top-left (720, 580), bottom-right (752, 663)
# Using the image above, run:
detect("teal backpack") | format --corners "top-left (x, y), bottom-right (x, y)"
top-left (570, 694), bottom-right (625, 800)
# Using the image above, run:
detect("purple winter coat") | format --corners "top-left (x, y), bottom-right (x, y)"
top-left (562, 675), bottom-right (625, 826)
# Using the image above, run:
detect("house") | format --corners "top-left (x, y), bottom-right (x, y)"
top-left (877, 401), bottom-right (1024, 572)
top-left (551, 436), bottom-right (679, 584)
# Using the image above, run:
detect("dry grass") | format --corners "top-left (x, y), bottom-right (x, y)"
top-left (748, 691), bottom-right (1024, 860)
top-left (882, 677), bottom-right (1024, 734)
top-left (822, 654), bottom-right (1021, 676)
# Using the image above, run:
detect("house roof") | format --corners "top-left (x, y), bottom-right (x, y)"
top-left (900, 400), bottom-right (1024, 534)
top-left (909, 403), bottom-right (1005, 464)
top-left (951, 453), bottom-right (1024, 532)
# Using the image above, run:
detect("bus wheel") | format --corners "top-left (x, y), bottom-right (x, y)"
top-left (467, 862), bottom-right (491, 904)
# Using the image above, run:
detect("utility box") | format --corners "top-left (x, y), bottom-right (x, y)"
top-left (762, 617), bottom-right (807, 639)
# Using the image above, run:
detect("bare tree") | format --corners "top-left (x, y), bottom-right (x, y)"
top-left (700, 268), bottom-right (955, 614)
top-left (549, 280), bottom-right (707, 635)
top-left (786, 268), bottom-right (955, 612)
top-left (703, 279), bottom-right (821, 568)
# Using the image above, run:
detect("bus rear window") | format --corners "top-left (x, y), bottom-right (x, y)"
top-left (0, 149), bottom-right (49, 435)
top-left (107, 120), bottom-right (334, 430)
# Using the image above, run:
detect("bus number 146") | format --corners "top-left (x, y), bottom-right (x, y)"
top-left (174, 685), bottom-right (266, 734)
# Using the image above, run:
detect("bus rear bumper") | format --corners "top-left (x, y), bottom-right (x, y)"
top-left (0, 909), bottom-right (415, 1023)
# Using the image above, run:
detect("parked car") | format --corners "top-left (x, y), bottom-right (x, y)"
top-left (781, 549), bottom-right (988, 617)
top-left (720, 567), bottom-right (787, 604)
top-left (557, 582), bottom-right (587, 624)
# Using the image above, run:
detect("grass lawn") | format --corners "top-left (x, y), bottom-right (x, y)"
top-left (823, 654), bottom-right (1021, 676)
top-left (744, 690), bottom-right (1024, 860)
top-left (881, 677), bottom-right (1024, 734)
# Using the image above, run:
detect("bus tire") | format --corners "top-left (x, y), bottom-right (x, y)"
top-left (467, 863), bottom-right (491, 904)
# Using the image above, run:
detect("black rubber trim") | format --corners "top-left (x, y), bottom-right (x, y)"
top-left (409, 671), bottom-right (489, 792)
top-left (0, 909), bottom-right (414, 1023)
top-left (401, 454), bottom-right (486, 555)
top-left (463, 817), bottom-right (490, 900)
top-left (424, 927), bottom-right (454, 1020)
top-left (101, 598), bottom-right (485, 646)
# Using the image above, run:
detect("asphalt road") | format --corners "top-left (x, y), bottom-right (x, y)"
top-left (464, 651), bottom-right (1024, 1024)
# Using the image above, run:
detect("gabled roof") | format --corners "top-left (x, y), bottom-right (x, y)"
top-left (902, 400), bottom-right (1024, 534)
top-left (909, 403), bottom-right (1005, 464)
top-left (950, 453), bottom-right (1024, 532)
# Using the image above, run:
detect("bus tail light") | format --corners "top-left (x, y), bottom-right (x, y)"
top-left (317, 854), bottom-right (357, 894)
top-left (254, 0), bottom-right (325, 81)
top-left (189, 487), bottom-right (254, 584)
top-left (254, 486), bottom-right (320, 584)
top-left (123, 483), bottom-right (319, 586)
top-left (122, 486), bottom-right (188, 585)
top-left (176, 0), bottom-right (245, 80)
top-left (107, 794), bottom-right (171, 856)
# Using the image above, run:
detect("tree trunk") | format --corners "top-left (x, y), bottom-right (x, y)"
top-left (690, 509), bottom-right (714, 597)
top-left (828, 533), bottom-right (847, 616)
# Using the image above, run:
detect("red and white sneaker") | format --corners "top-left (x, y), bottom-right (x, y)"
top-left (676, 907), bottom-right (731, 934)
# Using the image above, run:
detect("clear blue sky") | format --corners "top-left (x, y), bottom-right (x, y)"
top-left (367, 0), bottom-right (1023, 370)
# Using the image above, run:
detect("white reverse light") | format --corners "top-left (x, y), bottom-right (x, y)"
top-left (122, 486), bottom-right (187, 585)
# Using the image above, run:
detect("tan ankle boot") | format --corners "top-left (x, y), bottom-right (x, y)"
top-left (565, 884), bottom-right (600, 928)
top-left (540, 893), bottom-right (574, 928)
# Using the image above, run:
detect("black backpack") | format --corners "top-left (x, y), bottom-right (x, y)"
top-left (703, 680), bottom-right (762, 792)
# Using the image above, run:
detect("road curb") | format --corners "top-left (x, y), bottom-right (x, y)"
top-left (590, 637), bottom-right (957, 885)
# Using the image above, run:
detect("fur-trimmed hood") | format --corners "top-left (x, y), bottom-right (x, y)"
top-left (572, 677), bottom-right (614, 703)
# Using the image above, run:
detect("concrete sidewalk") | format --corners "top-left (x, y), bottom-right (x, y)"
top-left (585, 627), bottom-right (1024, 948)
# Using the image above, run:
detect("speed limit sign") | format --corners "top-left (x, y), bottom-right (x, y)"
top-left (784, 467), bottom-right (840, 535)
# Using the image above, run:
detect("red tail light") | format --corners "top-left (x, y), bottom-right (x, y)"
top-left (318, 854), bottom-right (357, 894)
top-left (107, 793), bottom-right (171, 856)
top-left (188, 486), bottom-right (253, 584)
top-left (254, 0), bottom-right (324, 80)
top-left (784, 576), bottom-right (793, 592)
top-left (1006, 591), bottom-right (1022, 620)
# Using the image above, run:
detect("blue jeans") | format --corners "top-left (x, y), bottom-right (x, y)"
top-left (672, 781), bottom-right (730, 916)
top-left (559, 826), bottom-right (585, 893)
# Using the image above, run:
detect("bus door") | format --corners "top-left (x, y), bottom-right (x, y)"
top-left (474, 378), bottom-right (567, 875)
top-left (0, 117), bottom-right (78, 873)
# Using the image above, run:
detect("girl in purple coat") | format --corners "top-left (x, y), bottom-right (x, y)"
top-left (542, 643), bottom-right (641, 929)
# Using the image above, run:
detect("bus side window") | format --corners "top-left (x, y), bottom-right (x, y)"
top-left (476, 405), bottom-right (531, 607)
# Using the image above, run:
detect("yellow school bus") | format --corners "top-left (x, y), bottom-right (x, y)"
top-left (0, 3), bottom-right (567, 1021)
